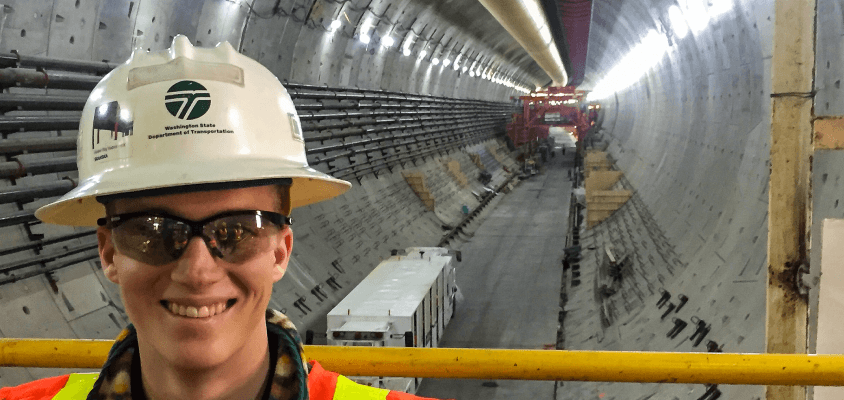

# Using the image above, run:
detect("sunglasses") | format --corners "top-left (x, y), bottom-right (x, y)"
top-left (97, 210), bottom-right (292, 266)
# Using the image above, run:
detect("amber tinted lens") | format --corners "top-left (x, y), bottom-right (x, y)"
top-left (202, 214), bottom-right (279, 263)
top-left (112, 216), bottom-right (188, 266)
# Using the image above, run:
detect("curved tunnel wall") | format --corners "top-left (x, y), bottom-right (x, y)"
top-left (564, 0), bottom-right (774, 398)
top-left (0, 0), bottom-right (525, 386)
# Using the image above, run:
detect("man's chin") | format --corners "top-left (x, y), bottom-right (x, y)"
top-left (163, 341), bottom-right (234, 370)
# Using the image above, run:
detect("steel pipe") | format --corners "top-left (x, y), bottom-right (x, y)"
top-left (0, 179), bottom-right (75, 204)
top-left (0, 156), bottom-right (77, 179)
top-left (311, 123), bottom-right (497, 165)
top-left (298, 109), bottom-right (467, 121)
top-left (305, 117), bottom-right (501, 152)
top-left (0, 242), bottom-right (98, 274)
top-left (0, 137), bottom-right (77, 154)
top-left (44, 71), bottom-right (103, 90)
top-left (0, 116), bottom-right (79, 132)
top-left (0, 209), bottom-right (39, 228)
top-left (301, 112), bottom-right (507, 136)
top-left (0, 94), bottom-right (87, 111)
top-left (294, 101), bottom-right (491, 112)
top-left (285, 82), bottom-right (507, 107)
top-left (10, 53), bottom-right (118, 75)
top-left (0, 230), bottom-right (94, 257)
top-left (0, 251), bottom-right (100, 286)
top-left (291, 96), bottom-right (508, 110)
top-left (0, 69), bottom-right (102, 90)
top-left (331, 128), bottom-right (495, 177)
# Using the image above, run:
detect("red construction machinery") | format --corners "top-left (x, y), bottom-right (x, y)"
top-left (507, 86), bottom-right (593, 147)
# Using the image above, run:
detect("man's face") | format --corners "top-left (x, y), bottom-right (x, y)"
top-left (96, 186), bottom-right (291, 369)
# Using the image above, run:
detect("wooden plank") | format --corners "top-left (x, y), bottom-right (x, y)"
top-left (585, 171), bottom-right (624, 192)
top-left (814, 118), bottom-right (844, 150)
top-left (767, 1), bottom-right (815, 399)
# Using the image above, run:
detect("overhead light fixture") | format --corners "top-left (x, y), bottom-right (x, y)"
top-left (403, 48), bottom-right (411, 57)
top-left (470, 71), bottom-right (475, 77)
top-left (382, 36), bottom-right (395, 47)
top-left (462, 66), bottom-right (468, 73)
top-left (443, 59), bottom-right (450, 67)
top-left (360, 33), bottom-right (370, 44)
top-left (330, 20), bottom-right (342, 30)
top-left (432, 57), bottom-right (440, 65)
top-left (419, 50), bottom-right (427, 60)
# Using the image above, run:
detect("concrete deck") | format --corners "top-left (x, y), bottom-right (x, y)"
top-left (417, 151), bottom-right (573, 399)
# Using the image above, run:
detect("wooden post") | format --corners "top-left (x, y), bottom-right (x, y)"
top-left (767, 0), bottom-right (816, 399)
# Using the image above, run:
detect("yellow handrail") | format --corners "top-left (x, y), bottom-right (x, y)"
top-left (1, 339), bottom-right (841, 386)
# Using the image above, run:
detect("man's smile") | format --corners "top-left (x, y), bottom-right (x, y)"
top-left (160, 299), bottom-right (238, 318)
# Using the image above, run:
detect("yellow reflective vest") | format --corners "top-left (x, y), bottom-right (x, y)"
top-left (0, 362), bottom-right (447, 400)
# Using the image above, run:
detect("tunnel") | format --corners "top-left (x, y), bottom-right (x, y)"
top-left (0, 0), bottom-right (835, 399)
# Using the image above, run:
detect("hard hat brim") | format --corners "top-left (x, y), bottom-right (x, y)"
top-left (35, 161), bottom-right (351, 226)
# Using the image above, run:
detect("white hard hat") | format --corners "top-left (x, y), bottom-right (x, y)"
top-left (35, 35), bottom-right (351, 226)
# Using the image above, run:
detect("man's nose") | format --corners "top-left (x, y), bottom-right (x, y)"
top-left (170, 237), bottom-right (226, 286)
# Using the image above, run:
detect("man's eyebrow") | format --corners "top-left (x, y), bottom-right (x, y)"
top-left (115, 207), bottom-right (178, 217)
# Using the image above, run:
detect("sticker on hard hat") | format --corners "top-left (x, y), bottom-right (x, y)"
top-left (165, 80), bottom-right (211, 120)
top-left (91, 100), bottom-right (133, 163)
top-left (149, 123), bottom-right (234, 140)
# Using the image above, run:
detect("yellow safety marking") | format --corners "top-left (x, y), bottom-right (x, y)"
top-left (52, 373), bottom-right (98, 400)
top-left (332, 375), bottom-right (389, 400)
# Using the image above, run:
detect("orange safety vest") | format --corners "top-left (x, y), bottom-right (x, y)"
top-left (0, 362), bottom-right (447, 400)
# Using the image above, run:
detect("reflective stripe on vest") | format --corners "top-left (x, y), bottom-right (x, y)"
top-left (51, 373), bottom-right (98, 400)
top-left (308, 361), bottom-right (444, 400)
top-left (332, 375), bottom-right (390, 400)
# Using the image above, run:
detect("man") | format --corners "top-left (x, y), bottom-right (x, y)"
top-left (1, 36), bottom-right (446, 400)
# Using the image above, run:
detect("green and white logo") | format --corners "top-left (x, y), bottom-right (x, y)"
top-left (165, 80), bottom-right (211, 120)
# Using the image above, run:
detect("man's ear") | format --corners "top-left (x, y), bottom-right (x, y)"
top-left (97, 227), bottom-right (120, 284)
top-left (273, 226), bottom-right (293, 282)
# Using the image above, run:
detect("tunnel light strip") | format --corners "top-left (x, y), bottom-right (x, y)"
top-left (587, 29), bottom-right (669, 101)
top-left (585, 0), bottom-right (737, 101)
top-left (677, 0), bottom-right (733, 36)
top-left (668, 6), bottom-right (688, 39)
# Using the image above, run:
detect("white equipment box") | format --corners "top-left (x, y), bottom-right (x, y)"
top-left (327, 247), bottom-right (459, 393)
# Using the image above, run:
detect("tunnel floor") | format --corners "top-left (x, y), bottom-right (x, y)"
top-left (416, 150), bottom-right (573, 399)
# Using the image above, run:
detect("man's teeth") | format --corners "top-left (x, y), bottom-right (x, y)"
top-left (167, 301), bottom-right (229, 318)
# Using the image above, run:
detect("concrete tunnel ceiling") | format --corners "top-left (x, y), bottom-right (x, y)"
top-left (314, 0), bottom-right (556, 90)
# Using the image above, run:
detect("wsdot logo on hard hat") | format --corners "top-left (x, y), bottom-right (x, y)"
top-left (165, 80), bottom-right (211, 120)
